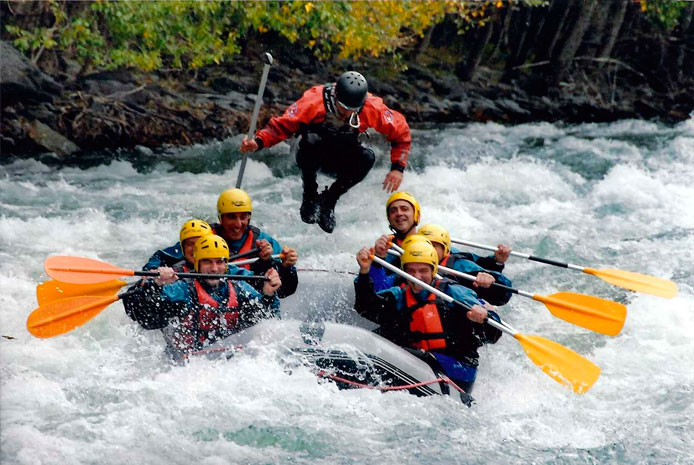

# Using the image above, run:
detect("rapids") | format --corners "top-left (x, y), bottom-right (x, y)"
top-left (2, 117), bottom-right (693, 464)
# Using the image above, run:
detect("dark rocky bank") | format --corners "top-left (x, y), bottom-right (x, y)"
top-left (1, 33), bottom-right (692, 162)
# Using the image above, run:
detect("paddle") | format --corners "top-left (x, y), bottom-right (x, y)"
top-left (36, 279), bottom-right (127, 306)
top-left (236, 52), bottom-right (273, 188)
top-left (371, 255), bottom-right (601, 394)
top-left (44, 256), bottom-right (269, 284)
top-left (451, 238), bottom-right (677, 299)
top-left (27, 294), bottom-right (124, 338)
top-left (231, 253), bottom-right (282, 267)
top-left (37, 250), bottom-right (270, 305)
top-left (387, 247), bottom-right (626, 336)
top-left (229, 247), bottom-right (262, 262)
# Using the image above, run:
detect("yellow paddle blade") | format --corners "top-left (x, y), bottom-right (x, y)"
top-left (36, 279), bottom-right (127, 306)
top-left (27, 295), bottom-right (119, 338)
top-left (584, 267), bottom-right (677, 299)
top-left (515, 333), bottom-right (601, 394)
top-left (45, 256), bottom-right (135, 284)
top-left (534, 292), bottom-right (627, 336)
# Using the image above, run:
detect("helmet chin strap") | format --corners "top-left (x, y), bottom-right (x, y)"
top-left (348, 111), bottom-right (360, 129)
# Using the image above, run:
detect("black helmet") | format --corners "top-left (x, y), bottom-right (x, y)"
top-left (335, 71), bottom-right (368, 111)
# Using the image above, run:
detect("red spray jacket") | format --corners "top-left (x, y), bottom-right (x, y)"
top-left (255, 85), bottom-right (411, 171)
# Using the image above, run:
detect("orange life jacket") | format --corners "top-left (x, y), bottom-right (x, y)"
top-left (231, 225), bottom-right (261, 270)
top-left (404, 284), bottom-right (446, 350)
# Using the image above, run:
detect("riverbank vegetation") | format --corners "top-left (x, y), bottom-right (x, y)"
top-left (2, 0), bottom-right (692, 158)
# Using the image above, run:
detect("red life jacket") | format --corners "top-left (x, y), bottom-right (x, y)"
top-left (440, 254), bottom-right (450, 267)
top-left (404, 283), bottom-right (447, 351)
top-left (231, 225), bottom-right (261, 270)
top-left (172, 280), bottom-right (239, 351)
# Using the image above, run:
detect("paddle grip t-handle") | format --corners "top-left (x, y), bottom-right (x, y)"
top-left (236, 52), bottom-right (274, 188)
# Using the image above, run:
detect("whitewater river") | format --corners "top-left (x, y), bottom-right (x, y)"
top-left (2, 118), bottom-right (693, 464)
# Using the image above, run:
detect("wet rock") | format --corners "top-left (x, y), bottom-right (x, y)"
top-left (80, 69), bottom-right (136, 84)
top-left (83, 79), bottom-right (136, 96)
top-left (0, 40), bottom-right (62, 104)
top-left (25, 119), bottom-right (81, 156)
top-left (25, 103), bottom-right (57, 127)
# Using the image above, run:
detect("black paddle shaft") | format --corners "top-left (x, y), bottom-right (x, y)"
top-left (229, 247), bottom-right (260, 262)
top-left (133, 271), bottom-right (268, 281)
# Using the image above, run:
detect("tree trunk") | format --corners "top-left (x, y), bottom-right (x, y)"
top-left (415, 26), bottom-right (435, 64)
top-left (487, 6), bottom-right (512, 63)
top-left (456, 19), bottom-right (495, 81)
top-left (534, 0), bottom-right (570, 63)
top-left (503, 6), bottom-right (545, 81)
top-left (549, 0), bottom-right (597, 86)
top-left (597, 0), bottom-right (628, 63)
top-left (673, 3), bottom-right (694, 81)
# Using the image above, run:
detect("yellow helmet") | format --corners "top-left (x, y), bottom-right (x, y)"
top-left (217, 188), bottom-right (252, 217)
top-left (193, 234), bottom-right (230, 271)
top-left (400, 233), bottom-right (432, 251)
top-left (418, 223), bottom-right (451, 256)
top-left (179, 219), bottom-right (213, 244)
top-left (400, 238), bottom-right (438, 276)
top-left (386, 192), bottom-right (421, 224)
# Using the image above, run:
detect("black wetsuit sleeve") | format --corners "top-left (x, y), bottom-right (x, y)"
top-left (354, 274), bottom-right (412, 345)
top-left (250, 258), bottom-right (273, 275)
top-left (481, 310), bottom-right (503, 344)
top-left (276, 265), bottom-right (298, 298)
top-left (235, 289), bottom-right (277, 330)
top-left (122, 280), bottom-right (184, 330)
top-left (476, 255), bottom-right (505, 272)
top-left (354, 274), bottom-right (398, 325)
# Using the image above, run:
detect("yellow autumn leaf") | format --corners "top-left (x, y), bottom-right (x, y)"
top-left (305, 2), bottom-right (314, 13)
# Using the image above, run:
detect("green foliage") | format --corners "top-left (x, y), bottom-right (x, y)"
top-left (3, 0), bottom-right (544, 72)
top-left (638, 0), bottom-right (690, 31)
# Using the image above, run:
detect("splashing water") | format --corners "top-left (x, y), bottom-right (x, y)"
top-left (2, 117), bottom-right (693, 464)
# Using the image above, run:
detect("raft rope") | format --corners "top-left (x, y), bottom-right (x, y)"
top-left (316, 370), bottom-right (466, 393)
top-left (192, 346), bottom-right (467, 395)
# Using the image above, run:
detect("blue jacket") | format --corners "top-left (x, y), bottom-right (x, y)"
top-left (441, 252), bottom-right (513, 306)
top-left (143, 243), bottom-right (184, 271)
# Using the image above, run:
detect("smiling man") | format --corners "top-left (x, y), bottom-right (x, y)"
top-left (212, 188), bottom-right (298, 299)
top-left (369, 191), bottom-right (421, 291)
top-left (354, 238), bottom-right (502, 394)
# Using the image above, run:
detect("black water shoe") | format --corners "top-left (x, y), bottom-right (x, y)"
top-left (300, 193), bottom-right (319, 224)
top-left (317, 191), bottom-right (337, 233)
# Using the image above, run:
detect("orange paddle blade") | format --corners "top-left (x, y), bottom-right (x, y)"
top-left (515, 333), bottom-right (601, 394)
top-left (535, 292), bottom-right (627, 336)
top-left (27, 295), bottom-right (119, 338)
top-left (584, 267), bottom-right (677, 299)
top-left (45, 256), bottom-right (134, 284)
top-left (36, 279), bottom-right (127, 306)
